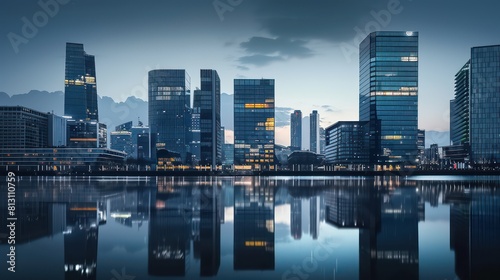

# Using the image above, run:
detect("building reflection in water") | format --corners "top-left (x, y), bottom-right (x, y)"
top-left (447, 184), bottom-right (500, 280)
top-left (148, 177), bottom-right (192, 276)
top-left (64, 202), bottom-right (99, 280)
top-left (199, 183), bottom-right (221, 276)
top-left (234, 177), bottom-right (275, 270)
top-left (324, 177), bottom-right (423, 280)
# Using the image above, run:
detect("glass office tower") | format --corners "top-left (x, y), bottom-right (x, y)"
top-left (148, 70), bottom-right (191, 162)
top-left (310, 110), bottom-right (320, 153)
top-left (451, 61), bottom-right (470, 146)
top-left (197, 69), bottom-right (222, 169)
top-left (64, 42), bottom-right (98, 121)
top-left (290, 110), bottom-right (302, 150)
top-left (234, 79), bottom-right (275, 171)
top-left (470, 45), bottom-right (500, 164)
top-left (359, 31), bottom-right (419, 168)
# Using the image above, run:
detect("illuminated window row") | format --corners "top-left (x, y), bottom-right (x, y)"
top-left (370, 91), bottom-right (417, 96)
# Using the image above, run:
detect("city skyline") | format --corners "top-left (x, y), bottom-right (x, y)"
top-left (2, 0), bottom-right (500, 140)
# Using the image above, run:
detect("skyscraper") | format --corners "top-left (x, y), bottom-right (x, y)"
top-left (197, 69), bottom-right (222, 169)
top-left (290, 110), bottom-right (302, 150)
top-left (64, 43), bottom-right (98, 121)
top-left (470, 45), bottom-right (500, 164)
top-left (233, 79), bottom-right (275, 171)
top-left (310, 110), bottom-right (320, 153)
top-left (450, 61), bottom-right (470, 146)
top-left (359, 31), bottom-right (419, 168)
top-left (148, 70), bottom-right (191, 162)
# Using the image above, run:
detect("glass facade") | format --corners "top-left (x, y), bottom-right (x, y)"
top-left (197, 69), bottom-right (222, 168)
top-left (67, 120), bottom-right (107, 148)
top-left (451, 61), bottom-right (470, 146)
top-left (0, 106), bottom-right (48, 148)
top-left (324, 121), bottom-right (369, 165)
top-left (359, 31), bottom-right (419, 167)
top-left (290, 110), bottom-right (302, 150)
top-left (309, 110), bottom-right (320, 153)
top-left (64, 42), bottom-right (98, 121)
top-left (470, 45), bottom-right (500, 164)
top-left (234, 79), bottom-right (275, 171)
top-left (148, 70), bottom-right (191, 162)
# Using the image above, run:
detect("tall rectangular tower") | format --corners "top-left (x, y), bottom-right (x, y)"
top-left (198, 69), bottom-right (222, 169)
top-left (290, 110), bottom-right (302, 150)
top-left (310, 110), bottom-right (320, 153)
top-left (450, 61), bottom-right (470, 146)
top-left (64, 43), bottom-right (98, 121)
top-left (234, 79), bottom-right (275, 171)
top-left (148, 69), bottom-right (191, 162)
top-left (359, 31), bottom-right (419, 168)
top-left (470, 45), bottom-right (500, 164)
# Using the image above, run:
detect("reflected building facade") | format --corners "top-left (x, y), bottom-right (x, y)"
top-left (234, 180), bottom-right (275, 270)
top-left (359, 185), bottom-right (422, 280)
top-left (64, 202), bottom-right (99, 280)
top-left (449, 189), bottom-right (500, 279)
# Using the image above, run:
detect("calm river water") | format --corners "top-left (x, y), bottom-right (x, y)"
top-left (1, 176), bottom-right (499, 280)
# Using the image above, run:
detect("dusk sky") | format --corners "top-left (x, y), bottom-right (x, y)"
top-left (1, 0), bottom-right (499, 145)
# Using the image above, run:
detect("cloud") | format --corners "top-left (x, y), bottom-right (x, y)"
top-left (237, 65), bottom-right (250, 71)
top-left (241, 36), bottom-right (314, 57)
top-left (250, 0), bottom-right (383, 42)
top-left (320, 105), bottom-right (340, 113)
top-left (238, 36), bottom-right (314, 66)
top-left (275, 107), bottom-right (294, 127)
top-left (238, 54), bottom-right (284, 66)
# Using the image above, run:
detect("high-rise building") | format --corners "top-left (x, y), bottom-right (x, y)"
top-left (0, 106), bottom-right (48, 148)
top-left (359, 31), bottom-right (419, 168)
top-left (324, 121), bottom-right (369, 166)
top-left (450, 61), bottom-right (470, 146)
top-left (67, 120), bottom-right (107, 148)
top-left (48, 113), bottom-right (67, 147)
top-left (148, 70), bottom-right (191, 162)
top-left (417, 129), bottom-right (425, 163)
top-left (110, 130), bottom-right (132, 155)
top-left (64, 42), bottom-right (98, 121)
top-left (197, 69), bottom-right (222, 169)
top-left (290, 110), bottom-right (302, 150)
top-left (233, 79), bottom-right (275, 171)
top-left (309, 110), bottom-right (320, 153)
top-left (470, 45), bottom-right (500, 164)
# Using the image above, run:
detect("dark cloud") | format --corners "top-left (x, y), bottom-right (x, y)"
top-left (241, 36), bottom-right (313, 57)
top-left (238, 36), bottom-right (313, 66)
top-left (238, 54), bottom-right (284, 66)
top-left (250, 0), bottom-right (383, 42)
top-left (237, 65), bottom-right (250, 71)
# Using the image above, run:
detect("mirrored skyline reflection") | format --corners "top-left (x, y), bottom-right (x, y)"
top-left (0, 176), bottom-right (499, 279)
